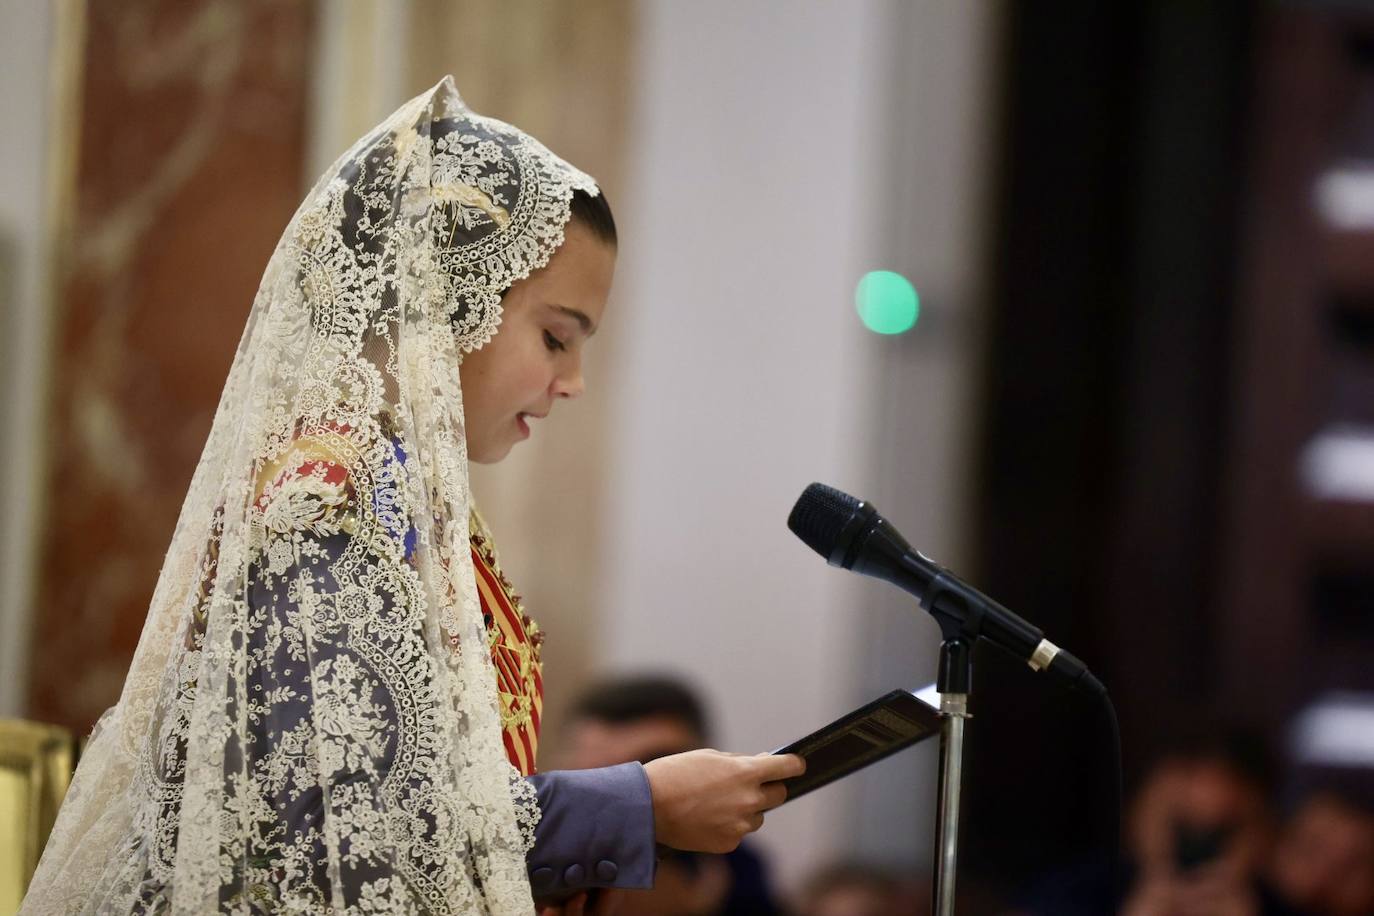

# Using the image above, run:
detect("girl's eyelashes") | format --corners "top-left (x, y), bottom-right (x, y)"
top-left (543, 329), bottom-right (566, 352)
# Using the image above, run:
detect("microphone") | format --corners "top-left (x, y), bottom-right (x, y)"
top-left (788, 482), bottom-right (1105, 696)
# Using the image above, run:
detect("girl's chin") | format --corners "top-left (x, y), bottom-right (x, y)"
top-left (467, 441), bottom-right (510, 465)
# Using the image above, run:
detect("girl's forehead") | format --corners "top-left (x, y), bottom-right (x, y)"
top-left (509, 225), bottom-right (615, 322)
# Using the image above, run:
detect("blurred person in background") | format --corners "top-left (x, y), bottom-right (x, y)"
top-left (795, 862), bottom-right (913, 916)
top-left (560, 675), bottom-right (785, 916)
top-left (1016, 729), bottom-right (1289, 915)
top-left (564, 676), bottom-right (711, 772)
top-left (1267, 787), bottom-right (1374, 915)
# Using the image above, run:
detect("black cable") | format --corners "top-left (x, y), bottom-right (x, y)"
top-left (1098, 690), bottom-right (1124, 914)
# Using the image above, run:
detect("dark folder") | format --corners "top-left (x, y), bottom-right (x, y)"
top-left (771, 687), bottom-right (943, 802)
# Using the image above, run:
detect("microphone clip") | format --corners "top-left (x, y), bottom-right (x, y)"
top-left (923, 567), bottom-right (989, 647)
top-left (925, 569), bottom-right (978, 696)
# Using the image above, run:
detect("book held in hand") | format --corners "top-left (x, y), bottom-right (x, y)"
top-left (771, 684), bottom-right (943, 802)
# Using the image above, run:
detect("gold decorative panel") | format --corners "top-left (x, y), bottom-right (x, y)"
top-left (0, 719), bottom-right (75, 912)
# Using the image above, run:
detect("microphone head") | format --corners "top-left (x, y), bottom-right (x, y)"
top-left (787, 482), bottom-right (864, 563)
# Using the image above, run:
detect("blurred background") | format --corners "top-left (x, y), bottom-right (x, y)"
top-left (3, 1), bottom-right (1374, 914)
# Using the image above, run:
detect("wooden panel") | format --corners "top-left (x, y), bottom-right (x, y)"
top-left (1214, 9), bottom-right (1343, 726)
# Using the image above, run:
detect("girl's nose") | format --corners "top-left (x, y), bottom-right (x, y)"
top-left (553, 369), bottom-right (584, 399)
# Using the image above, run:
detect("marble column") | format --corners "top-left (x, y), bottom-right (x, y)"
top-left (27, 0), bottom-right (316, 731)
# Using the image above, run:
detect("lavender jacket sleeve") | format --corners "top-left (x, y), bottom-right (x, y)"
top-left (524, 762), bottom-right (658, 895)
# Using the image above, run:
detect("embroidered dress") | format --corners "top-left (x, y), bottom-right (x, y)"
top-left (253, 423), bottom-right (545, 778)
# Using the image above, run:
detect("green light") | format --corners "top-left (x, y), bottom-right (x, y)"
top-left (855, 270), bottom-right (919, 335)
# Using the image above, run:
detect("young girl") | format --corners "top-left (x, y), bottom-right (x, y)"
top-left (21, 78), bottom-right (801, 915)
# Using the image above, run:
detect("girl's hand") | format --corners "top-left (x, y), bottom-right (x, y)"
top-left (536, 892), bottom-right (586, 916)
top-left (535, 889), bottom-right (624, 916)
top-left (643, 750), bottom-right (805, 853)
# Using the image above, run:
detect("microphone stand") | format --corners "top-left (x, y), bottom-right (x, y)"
top-left (921, 570), bottom-right (1106, 914)
top-left (932, 634), bottom-right (971, 916)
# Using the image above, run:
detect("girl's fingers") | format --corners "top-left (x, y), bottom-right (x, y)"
top-left (752, 753), bottom-right (806, 781)
top-left (590, 889), bottom-right (626, 916)
top-left (760, 781), bottom-right (789, 810)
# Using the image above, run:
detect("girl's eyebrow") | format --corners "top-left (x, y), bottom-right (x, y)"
top-left (550, 303), bottom-right (596, 336)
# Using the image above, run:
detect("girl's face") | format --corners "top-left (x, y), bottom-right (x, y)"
top-left (459, 220), bottom-right (616, 464)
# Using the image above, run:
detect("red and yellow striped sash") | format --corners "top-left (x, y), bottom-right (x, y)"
top-left (470, 512), bottom-right (544, 776)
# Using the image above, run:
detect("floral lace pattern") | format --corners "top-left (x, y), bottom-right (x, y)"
top-left (509, 769), bottom-right (542, 856)
top-left (22, 77), bottom-right (597, 915)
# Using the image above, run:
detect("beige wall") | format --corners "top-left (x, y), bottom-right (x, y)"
top-left (846, 0), bottom-right (1001, 870)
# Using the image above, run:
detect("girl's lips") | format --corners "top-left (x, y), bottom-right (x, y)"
top-left (516, 410), bottom-right (547, 438)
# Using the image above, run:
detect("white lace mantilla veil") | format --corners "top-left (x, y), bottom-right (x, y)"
top-left (21, 76), bottom-right (599, 915)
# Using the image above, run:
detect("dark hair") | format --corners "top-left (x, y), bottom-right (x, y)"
top-left (570, 675), bottom-right (708, 740)
top-left (1154, 725), bottom-right (1277, 796)
top-left (570, 187), bottom-right (617, 246)
top-left (801, 862), bottom-right (899, 902)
